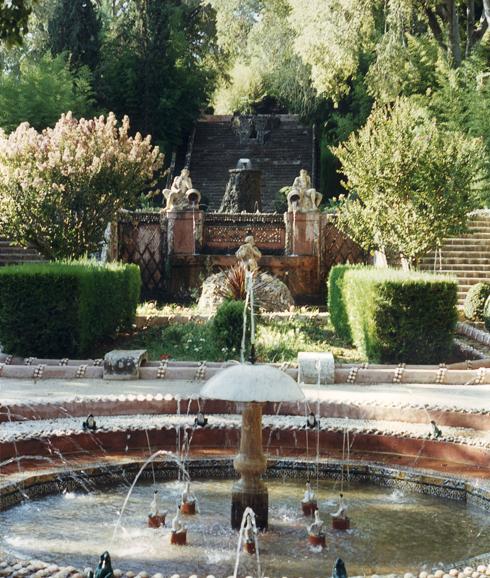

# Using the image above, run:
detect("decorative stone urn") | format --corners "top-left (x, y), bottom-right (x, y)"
top-left (200, 364), bottom-right (304, 530)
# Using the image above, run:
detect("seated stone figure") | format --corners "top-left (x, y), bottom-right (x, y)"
top-left (287, 169), bottom-right (322, 212)
top-left (235, 235), bottom-right (262, 273)
top-left (163, 168), bottom-right (201, 211)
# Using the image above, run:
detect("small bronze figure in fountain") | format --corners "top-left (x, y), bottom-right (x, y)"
top-left (194, 411), bottom-right (208, 427)
top-left (148, 489), bottom-right (167, 528)
top-left (332, 558), bottom-right (348, 578)
top-left (431, 420), bottom-right (443, 439)
top-left (87, 551), bottom-right (113, 578)
top-left (82, 414), bottom-right (97, 432)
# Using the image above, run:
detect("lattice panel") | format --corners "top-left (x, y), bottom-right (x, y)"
top-left (118, 221), bottom-right (164, 293)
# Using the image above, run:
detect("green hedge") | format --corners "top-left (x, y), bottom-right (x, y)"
top-left (484, 296), bottom-right (490, 332)
top-left (328, 266), bottom-right (458, 363)
top-left (212, 299), bottom-right (245, 356)
top-left (463, 282), bottom-right (490, 321)
top-left (0, 261), bottom-right (141, 357)
top-left (328, 264), bottom-right (365, 342)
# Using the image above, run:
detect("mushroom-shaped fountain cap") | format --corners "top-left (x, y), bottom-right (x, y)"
top-left (200, 363), bottom-right (304, 403)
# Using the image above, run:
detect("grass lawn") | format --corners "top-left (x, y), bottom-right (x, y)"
top-left (103, 315), bottom-right (364, 364)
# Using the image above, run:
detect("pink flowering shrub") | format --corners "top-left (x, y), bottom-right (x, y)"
top-left (0, 112), bottom-right (164, 259)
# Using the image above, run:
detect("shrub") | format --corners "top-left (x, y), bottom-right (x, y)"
top-left (484, 296), bottom-right (490, 332)
top-left (0, 261), bottom-right (140, 357)
top-left (333, 97), bottom-right (487, 267)
top-left (212, 300), bottom-right (246, 356)
top-left (463, 282), bottom-right (490, 321)
top-left (0, 112), bottom-right (164, 260)
top-left (328, 265), bottom-right (353, 342)
top-left (330, 266), bottom-right (458, 363)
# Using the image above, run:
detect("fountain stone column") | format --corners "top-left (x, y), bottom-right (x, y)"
top-left (232, 402), bottom-right (268, 530)
top-left (200, 363), bottom-right (305, 533)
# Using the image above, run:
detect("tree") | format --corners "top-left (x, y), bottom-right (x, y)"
top-left (97, 0), bottom-right (218, 153)
top-left (0, 112), bottom-right (164, 259)
top-left (288, 0), bottom-right (490, 104)
top-left (48, 0), bottom-right (101, 71)
top-left (0, 53), bottom-right (95, 132)
top-left (333, 97), bottom-right (488, 268)
top-left (207, 0), bottom-right (319, 116)
top-left (0, 0), bottom-right (37, 47)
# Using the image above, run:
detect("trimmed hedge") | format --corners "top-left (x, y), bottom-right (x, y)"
top-left (484, 296), bottom-right (490, 332)
top-left (328, 266), bottom-right (458, 363)
top-left (212, 299), bottom-right (246, 355)
top-left (463, 282), bottom-right (490, 321)
top-left (328, 264), bottom-right (365, 342)
top-left (0, 261), bottom-right (141, 357)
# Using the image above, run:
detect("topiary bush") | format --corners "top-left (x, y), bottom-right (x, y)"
top-left (484, 296), bottom-right (490, 331)
top-left (212, 299), bottom-right (246, 357)
top-left (463, 282), bottom-right (490, 321)
top-left (329, 266), bottom-right (458, 363)
top-left (0, 261), bottom-right (141, 357)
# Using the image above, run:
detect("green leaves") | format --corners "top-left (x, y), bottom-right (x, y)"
top-left (333, 97), bottom-right (488, 266)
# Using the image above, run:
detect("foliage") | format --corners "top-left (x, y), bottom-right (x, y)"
top-left (0, 0), bottom-right (37, 47)
top-left (328, 264), bottom-right (365, 342)
top-left (0, 112), bottom-right (164, 259)
top-left (207, 0), bottom-right (319, 117)
top-left (333, 97), bottom-right (488, 266)
top-left (48, 0), bottom-right (101, 71)
top-left (223, 265), bottom-right (247, 301)
top-left (330, 266), bottom-right (458, 364)
top-left (463, 282), bottom-right (490, 321)
top-left (212, 299), bottom-right (246, 354)
top-left (0, 260), bottom-right (140, 357)
top-left (288, 1), bottom-right (490, 104)
top-left (288, 0), bottom-right (375, 105)
top-left (484, 296), bottom-right (490, 331)
top-left (108, 315), bottom-right (362, 363)
top-left (97, 0), bottom-right (219, 153)
top-left (0, 53), bottom-right (94, 132)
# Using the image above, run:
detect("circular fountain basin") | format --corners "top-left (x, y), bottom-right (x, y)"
top-left (1, 478), bottom-right (489, 577)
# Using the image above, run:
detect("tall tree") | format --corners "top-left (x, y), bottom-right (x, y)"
top-left (98, 0), bottom-right (218, 152)
top-left (48, 0), bottom-right (101, 71)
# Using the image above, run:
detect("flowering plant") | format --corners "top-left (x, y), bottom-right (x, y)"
top-left (0, 112), bottom-right (164, 259)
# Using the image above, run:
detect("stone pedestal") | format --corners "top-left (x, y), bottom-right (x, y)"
top-left (166, 210), bottom-right (204, 255)
top-left (231, 403), bottom-right (268, 530)
top-left (285, 211), bottom-right (320, 256)
top-left (332, 516), bottom-right (350, 531)
top-left (219, 169), bottom-right (262, 213)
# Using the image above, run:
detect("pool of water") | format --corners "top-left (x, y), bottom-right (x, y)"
top-left (1, 478), bottom-right (489, 576)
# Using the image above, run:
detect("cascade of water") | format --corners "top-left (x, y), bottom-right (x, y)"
top-left (192, 203), bottom-right (197, 255)
top-left (111, 449), bottom-right (190, 544)
top-left (145, 430), bottom-right (156, 486)
top-left (233, 507), bottom-right (262, 578)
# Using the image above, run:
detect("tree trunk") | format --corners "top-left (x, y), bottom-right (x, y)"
top-left (447, 0), bottom-right (462, 66)
top-left (466, 0), bottom-right (475, 56)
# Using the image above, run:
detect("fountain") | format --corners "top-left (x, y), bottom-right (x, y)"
top-left (201, 362), bottom-right (304, 531)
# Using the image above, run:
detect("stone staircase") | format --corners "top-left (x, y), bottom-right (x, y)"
top-left (188, 114), bottom-right (314, 211)
top-left (419, 211), bottom-right (490, 305)
top-left (0, 237), bottom-right (43, 266)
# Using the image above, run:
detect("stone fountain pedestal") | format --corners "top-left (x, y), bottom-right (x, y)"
top-left (200, 363), bottom-right (305, 533)
top-left (231, 403), bottom-right (268, 530)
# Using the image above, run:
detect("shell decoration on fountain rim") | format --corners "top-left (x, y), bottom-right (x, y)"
top-left (200, 363), bottom-right (305, 403)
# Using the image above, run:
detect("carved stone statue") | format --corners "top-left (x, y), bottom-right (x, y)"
top-left (330, 493), bottom-right (347, 520)
top-left (163, 168), bottom-right (201, 212)
top-left (171, 506), bottom-right (186, 534)
top-left (235, 235), bottom-right (262, 272)
top-left (302, 481), bottom-right (316, 504)
top-left (307, 509), bottom-right (325, 537)
top-left (287, 169), bottom-right (322, 212)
